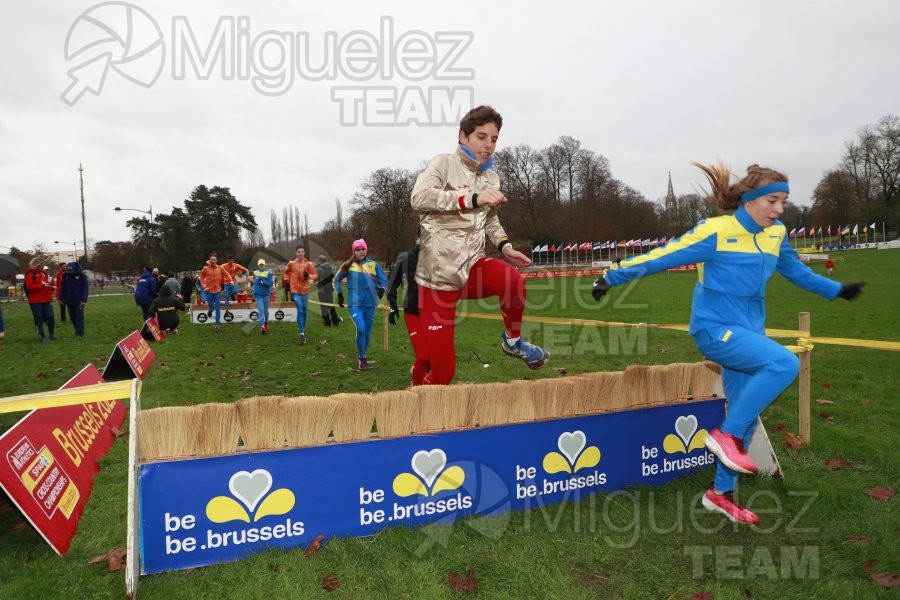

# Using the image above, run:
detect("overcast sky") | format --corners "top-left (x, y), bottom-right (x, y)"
top-left (2, 1), bottom-right (898, 256)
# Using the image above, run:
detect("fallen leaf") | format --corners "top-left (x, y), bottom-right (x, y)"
top-left (740, 590), bottom-right (752, 599)
top-left (25, 553), bottom-right (35, 564)
top-left (577, 571), bottom-right (608, 589)
top-left (267, 563), bottom-right (280, 572)
top-left (845, 535), bottom-right (873, 544)
top-left (820, 382), bottom-right (832, 390)
top-left (553, 367), bottom-right (568, 375)
top-left (11, 522), bottom-right (29, 533)
top-left (815, 398), bottom-right (833, 405)
top-left (772, 422), bottom-right (786, 432)
top-left (304, 534), bottom-right (324, 557)
top-left (658, 347), bottom-right (669, 354)
top-left (35, 373), bottom-right (48, 379)
top-left (159, 363), bottom-right (171, 369)
top-left (311, 371), bottom-right (322, 378)
top-left (447, 569), bottom-right (477, 592)
top-left (0, 502), bottom-right (9, 515)
top-left (687, 592), bottom-right (714, 600)
top-left (824, 456), bottom-right (852, 470)
top-left (321, 573), bottom-right (342, 591)
top-left (88, 547), bottom-right (127, 565)
top-left (110, 426), bottom-right (128, 438)
top-left (818, 411), bottom-right (834, 421)
top-left (347, 367), bottom-right (356, 373)
top-left (335, 353), bottom-right (346, 360)
top-left (108, 555), bottom-right (125, 572)
top-left (863, 559), bottom-right (900, 589)
top-left (863, 487), bottom-right (895, 501)
top-left (861, 399), bottom-right (871, 406)
top-left (54, 367), bottom-right (63, 372)
top-left (216, 354), bottom-right (225, 360)
top-left (783, 432), bottom-right (807, 450)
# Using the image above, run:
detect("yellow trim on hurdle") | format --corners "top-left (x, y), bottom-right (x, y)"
top-left (0, 380), bottom-right (137, 414)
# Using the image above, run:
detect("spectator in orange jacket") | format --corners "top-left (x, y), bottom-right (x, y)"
top-left (221, 256), bottom-right (248, 310)
top-left (200, 254), bottom-right (232, 331)
top-left (282, 246), bottom-right (318, 344)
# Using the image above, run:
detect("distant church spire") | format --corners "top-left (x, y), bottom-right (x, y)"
top-left (665, 171), bottom-right (677, 213)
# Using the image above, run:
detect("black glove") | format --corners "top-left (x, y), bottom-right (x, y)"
top-left (337, 292), bottom-right (344, 308)
top-left (837, 281), bottom-right (865, 300)
top-left (377, 287), bottom-right (385, 299)
top-left (592, 277), bottom-right (611, 301)
top-left (389, 303), bottom-right (399, 325)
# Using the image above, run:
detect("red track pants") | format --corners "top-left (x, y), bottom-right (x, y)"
top-left (419, 257), bottom-right (525, 385)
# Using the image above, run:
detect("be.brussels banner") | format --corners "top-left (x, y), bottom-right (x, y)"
top-left (189, 303), bottom-right (297, 324)
top-left (0, 364), bottom-right (127, 555)
top-left (139, 399), bottom-right (724, 574)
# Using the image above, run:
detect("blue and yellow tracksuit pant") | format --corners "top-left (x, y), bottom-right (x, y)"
top-left (693, 325), bottom-right (800, 493)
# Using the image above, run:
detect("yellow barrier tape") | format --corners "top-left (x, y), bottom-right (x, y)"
top-left (807, 336), bottom-right (900, 352)
top-left (313, 299), bottom-right (899, 352)
top-left (0, 380), bottom-right (136, 414)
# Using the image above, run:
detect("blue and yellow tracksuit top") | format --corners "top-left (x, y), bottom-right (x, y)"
top-left (333, 258), bottom-right (387, 308)
top-left (604, 205), bottom-right (841, 335)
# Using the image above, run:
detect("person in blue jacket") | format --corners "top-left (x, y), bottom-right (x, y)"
top-left (592, 162), bottom-right (864, 525)
top-left (134, 266), bottom-right (158, 322)
top-left (252, 258), bottom-right (275, 334)
top-left (333, 239), bottom-right (387, 370)
top-left (59, 261), bottom-right (89, 338)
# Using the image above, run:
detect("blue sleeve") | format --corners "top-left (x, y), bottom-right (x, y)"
top-left (81, 278), bottom-right (89, 303)
top-left (605, 220), bottom-right (719, 287)
top-left (333, 270), bottom-right (345, 294)
top-left (776, 238), bottom-right (841, 299)
top-left (268, 272), bottom-right (275, 287)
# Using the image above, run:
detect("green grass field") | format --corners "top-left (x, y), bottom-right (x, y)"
top-left (1, 250), bottom-right (898, 599)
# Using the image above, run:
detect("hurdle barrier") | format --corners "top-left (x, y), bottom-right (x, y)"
top-left (124, 361), bottom-right (786, 597)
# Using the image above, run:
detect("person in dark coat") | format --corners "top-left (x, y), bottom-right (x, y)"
top-left (148, 285), bottom-right (186, 332)
top-left (315, 255), bottom-right (342, 326)
top-left (180, 274), bottom-right (194, 304)
top-left (59, 261), bottom-right (89, 337)
top-left (134, 267), bottom-right (158, 321)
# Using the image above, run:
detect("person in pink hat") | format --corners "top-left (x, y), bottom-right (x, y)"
top-left (332, 239), bottom-right (387, 370)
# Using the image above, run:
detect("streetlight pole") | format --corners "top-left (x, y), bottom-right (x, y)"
top-left (114, 206), bottom-right (154, 265)
top-left (79, 164), bottom-right (88, 270)
top-left (54, 240), bottom-right (77, 264)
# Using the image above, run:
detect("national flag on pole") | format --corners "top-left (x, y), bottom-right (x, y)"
top-left (789, 228), bottom-right (796, 238)
top-left (869, 222), bottom-right (876, 230)
top-left (617, 240), bottom-right (626, 247)
top-left (548, 244), bottom-right (556, 252)
top-left (539, 244), bottom-right (549, 252)
top-left (649, 238), bottom-right (659, 246)
top-left (579, 242), bottom-right (592, 251)
top-left (840, 225), bottom-right (850, 235)
top-left (532, 244), bottom-right (541, 253)
top-left (660, 236), bottom-right (667, 245)
top-left (808, 226), bottom-right (815, 237)
top-left (600, 241), bottom-right (609, 249)
top-left (797, 227), bottom-right (805, 237)
top-left (852, 224), bottom-right (858, 235)
top-left (827, 225), bottom-right (832, 236)
top-left (592, 241), bottom-right (604, 250)
top-left (642, 239), bottom-right (650, 246)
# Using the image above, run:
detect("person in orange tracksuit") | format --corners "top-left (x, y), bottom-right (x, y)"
top-left (282, 246), bottom-right (318, 344)
top-left (221, 256), bottom-right (248, 310)
top-left (200, 254), bottom-right (232, 331)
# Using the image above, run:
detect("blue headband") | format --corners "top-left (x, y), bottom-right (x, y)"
top-left (741, 181), bottom-right (789, 203)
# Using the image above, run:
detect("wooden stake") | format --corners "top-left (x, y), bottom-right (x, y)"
top-left (798, 312), bottom-right (811, 442)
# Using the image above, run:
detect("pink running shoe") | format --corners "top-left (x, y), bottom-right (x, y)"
top-left (702, 488), bottom-right (760, 525)
top-left (704, 427), bottom-right (758, 474)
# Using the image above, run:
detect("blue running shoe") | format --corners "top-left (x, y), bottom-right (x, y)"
top-left (501, 332), bottom-right (549, 369)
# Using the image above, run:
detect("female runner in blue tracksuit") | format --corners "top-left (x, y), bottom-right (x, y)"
top-left (593, 162), bottom-right (864, 525)
top-left (333, 239), bottom-right (387, 370)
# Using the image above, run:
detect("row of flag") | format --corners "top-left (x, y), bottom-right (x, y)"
top-left (531, 238), bottom-right (669, 253)
top-left (788, 223), bottom-right (877, 238)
